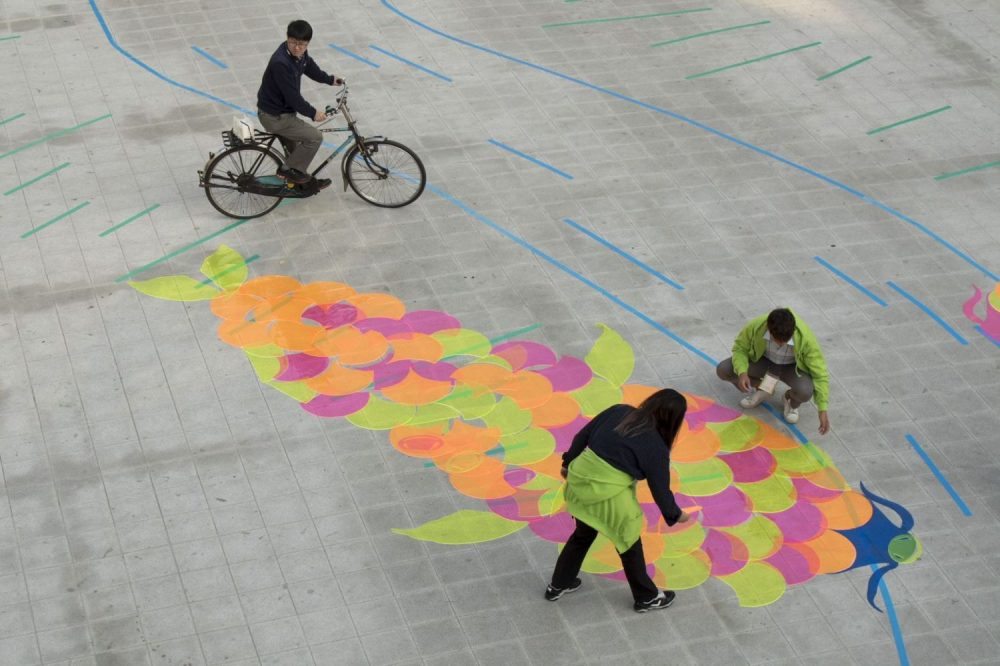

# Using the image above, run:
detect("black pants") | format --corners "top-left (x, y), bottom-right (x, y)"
top-left (550, 519), bottom-right (659, 603)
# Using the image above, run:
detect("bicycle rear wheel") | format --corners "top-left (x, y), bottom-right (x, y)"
top-left (345, 139), bottom-right (426, 208)
top-left (203, 145), bottom-right (284, 219)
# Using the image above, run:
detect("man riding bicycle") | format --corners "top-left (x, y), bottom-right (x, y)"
top-left (256, 19), bottom-right (343, 190)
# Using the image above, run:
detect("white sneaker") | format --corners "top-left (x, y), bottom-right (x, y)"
top-left (739, 390), bottom-right (767, 409)
top-left (783, 394), bottom-right (799, 424)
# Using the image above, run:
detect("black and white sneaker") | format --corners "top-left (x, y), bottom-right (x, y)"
top-left (634, 590), bottom-right (675, 613)
top-left (544, 578), bottom-right (582, 601)
top-left (277, 164), bottom-right (311, 184)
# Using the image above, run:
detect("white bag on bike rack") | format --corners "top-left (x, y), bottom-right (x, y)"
top-left (231, 116), bottom-right (255, 143)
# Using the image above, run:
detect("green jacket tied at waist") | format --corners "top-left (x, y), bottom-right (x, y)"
top-left (565, 448), bottom-right (645, 554)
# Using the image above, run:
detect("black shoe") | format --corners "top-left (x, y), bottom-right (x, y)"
top-left (544, 578), bottom-right (582, 601)
top-left (314, 177), bottom-right (332, 191)
top-left (277, 165), bottom-right (311, 184)
top-left (634, 590), bottom-right (675, 613)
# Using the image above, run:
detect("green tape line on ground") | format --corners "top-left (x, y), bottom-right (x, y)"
top-left (0, 112), bottom-right (25, 126)
top-left (114, 216), bottom-right (251, 282)
top-left (0, 113), bottom-right (112, 160)
top-left (867, 105), bottom-right (951, 135)
top-left (934, 159), bottom-right (1000, 181)
top-left (4, 162), bottom-right (70, 195)
top-left (816, 55), bottom-right (871, 81)
top-left (21, 201), bottom-right (90, 238)
top-left (198, 254), bottom-right (260, 287)
top-left (651, 20), bottom-right (770, 47)
top-left (99, 203), bottom-right (160, 237)
top-left (544, 8), bottom-right (711, 28)
top-left (686, 41), bottom-right (821, 79)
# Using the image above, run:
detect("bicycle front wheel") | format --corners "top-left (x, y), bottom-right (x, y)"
top-left (345, 139), bottom-right (426, 208)
top-left (203, 145), bottom-right (284, 219)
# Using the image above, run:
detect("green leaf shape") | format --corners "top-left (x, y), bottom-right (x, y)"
top-left (347, 395), bottom-right (416, 430)
top-left (128, 275), bottom-right (219, 302)
top-left (659, 523), bottom-right (707, 558)
top-left (408, 402), bottom-right (461, 427)
top-left (584, 324), bottom-right (634, 387)
top-left (718, 516), bottom-right (783, 560)
top-left (771, 442), bottom-right (833, 475)
top-left (434, 329), bottom-right (492, 359)
top-left (200, 244), bottom-right (247, 291)
top-left (265, 380), bottom-right (317, 403)
top-left (707, 417), bottom-right (762, 453)
top-left (243, 344), bottom-right (287, 358)
top-left (481, 396), bottom-right (532, 435)
top-left (674, 458), bottom-right (733, 496)
top-left (391, 509), bottom-right (526, 544)
top-left (736, 475), bottom-right (796, 513)
top-left (717, 562), bottom-right (786, 607)
top-left (571, 376), bottom-right (622, 417)
top-left (656, 549), bottom-right (711, 589)
top-left (247, 354), bottom-right (280, 382)
top-left (499, 428), bottom-right (556, 465)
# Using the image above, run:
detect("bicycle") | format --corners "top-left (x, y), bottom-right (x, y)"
top-left (198, 85), bottom-right (426, 219)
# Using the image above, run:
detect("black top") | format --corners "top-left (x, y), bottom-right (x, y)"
top-left (562, 404), bottom-right (682, 526)
top-left (257, 43), bottom-right (336, 118)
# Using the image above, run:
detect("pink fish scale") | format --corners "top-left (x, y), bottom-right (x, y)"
top-left (792, 477), bottom-right (843, 501)
top-left (303, 392), bottom-right (370, 417)
top-left (702, 529), bottom-right (749, 576)
top-left (491, 340), bottom-right (557, 370)
top-left (302, 303), bottom-right (359, 328)
top-left (548, 416), bottom-right (590, 454)
top-left (275, 352), bottom-right (329, 381)
top-left (400, 310), bottom-right (461, 334)
top-left (685, 403), bottom-right (741, 430)
top-left (535, 356), bottom-right (593, 392)
top-left (765, 545), bottom-right (817, 585)
top-left (689, 486), bottom-right (752, 528)
top-left (721, 447), bottom-right (777, 483)
top-left (768, 501), bottom-right (827, 543)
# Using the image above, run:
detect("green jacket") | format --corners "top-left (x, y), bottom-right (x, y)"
top-left (565, 449), bottom-right (644, 554)
top-left (731, 311), bottom-right (830, 411)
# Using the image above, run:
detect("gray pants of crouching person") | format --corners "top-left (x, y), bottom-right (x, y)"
top-left (716, 357), bottom-right (814, 408)
top-left (257, 110), bottom-right (322, 173)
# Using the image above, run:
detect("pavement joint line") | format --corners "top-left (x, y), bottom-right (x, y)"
top-left (905, 434), bottom-right (972, 516)
top-left (886, 281), bottom-right (968, 345)
top-left (0, 112), bottom-right (25, 126)
top-left (116, 217), bottom-right (251, 283)
top-left (813, 256), bottom-right (888, 307)
top-left (488, 139), bottom-right (573, 180)
top-left (817, 55), bottom-right (872, 80)
top-left (21, 201), bottom-right (90, 239)
top-left (198, 254), bottom-right (261, 287)
top-left (3, 162), bottom-right (70, 196)
top-left (368, 44), bottom-right (452, 82)
top-left (99, 203), bottom-right (161, 237)
top-left (543, 8), bottom-right (712, 29)
top-left (651, 20), bottom-right (770, 47)
top-left (329, 43), bottom-right (380, 67)
top-left (867, 105), bottom-right (951, 135)
top-left (191, 45), bottom-right (228, 69)
top-left (934, 159), bottom-right (1000, 181)
top-left (0, 113), bottom-right (112, 160)
top-left (686, 41), bottom-right (822, 79)
top-left (563, 217), bottom-right (682, 290)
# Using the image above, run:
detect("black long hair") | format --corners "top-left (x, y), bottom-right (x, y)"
top-left (613, 388), bottom-right (687, 449)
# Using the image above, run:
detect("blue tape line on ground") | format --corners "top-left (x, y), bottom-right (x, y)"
top-left (423, 181), bottom-right (718, 366)
top-left (814, 256), bottom-right (888, 307)
top-left (563, 217), bottom-right (682, 290)
top-left (905, 434), bottom-right (972, 516)
top-left (488, 139), bottom-right (573, 180)
top-left (89, 0), bottom-right (253, 114)
top-left (886, 281), bottom-right (968, 345)
top-left (368, 44), bottom-right (452, 82)
top-left (329, 43), bottom-right (381, 68)
top-left (870, 564), bottom-right (911, 666)
top-left (380, 0), bottom-right (998, 284)
top-left (974, 325), bottom-right (1000, 348)
top-left (761, 403), bottom-right (808, 443)
top-left (191, 45), bottom-right (228, 69)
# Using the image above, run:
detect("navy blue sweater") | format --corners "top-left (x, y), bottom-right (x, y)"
top-left (257, 43), bottom-right (335, 118)
top-left (562, 404), bottom-right (682, 526)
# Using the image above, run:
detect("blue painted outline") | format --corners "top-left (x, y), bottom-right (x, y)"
top-left (905, 434), bottom-right (973, 516)
top-left (487, 139), bottom-right (573, 180)
top-left (88, 0), bottom-right (253, 114)
top-left (423, 182), bottom-right (717, 366)
top-left (562, 217), bottom-right (682, 290)
top-left (886, 281), bottom-right (968, 345)
top-left (191, 45), bottom-right (228, 69)
top-left (380, 0), bottom-right (998, 284)
top-left (870, 564), bottom-right (911, 666)
top-left (368, 44), bottom-right (452, 82)
top-left (329, 43), bottom-right (381, 68)
top-left (974, 325), bottom-right (1000, 348)
top-left (814, 256), bottom-right (888, 307)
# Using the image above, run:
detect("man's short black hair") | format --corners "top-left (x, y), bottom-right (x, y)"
top-left (287, 20), bottom-right (313, 42)
top-left (766, 308), bottom-right (795, 342)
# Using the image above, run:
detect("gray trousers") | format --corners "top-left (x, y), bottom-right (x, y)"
top-left (257, 110), bottom-right (322, 173)
top-left (716, 357), bottom-right (814, 408)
